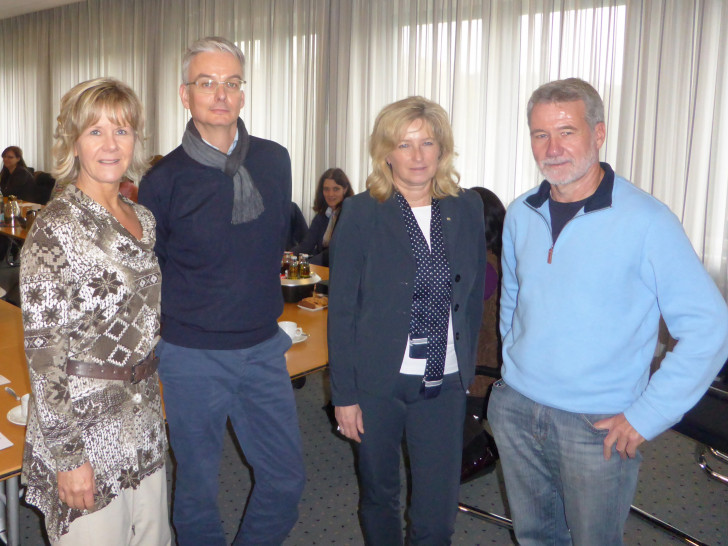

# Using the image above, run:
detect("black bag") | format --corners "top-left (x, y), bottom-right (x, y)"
top-left (461, 410), bottom-right (499, 484)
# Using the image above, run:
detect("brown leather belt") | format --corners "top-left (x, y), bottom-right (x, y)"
top-left (66, 353), bottom-right (159, 384)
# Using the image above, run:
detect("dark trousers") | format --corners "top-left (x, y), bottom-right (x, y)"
top-left (157, 330), bottom-right (305, 546)
top-left (357, 373), bottom-right (466, 546)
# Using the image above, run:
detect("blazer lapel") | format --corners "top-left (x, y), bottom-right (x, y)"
top-left (380, 194), bottom-right (413, 256)
top-left (439, 195), bottom-right (461, 268)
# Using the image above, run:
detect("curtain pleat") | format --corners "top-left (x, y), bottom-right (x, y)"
top-left (0, 0), bottom-right (726, 292)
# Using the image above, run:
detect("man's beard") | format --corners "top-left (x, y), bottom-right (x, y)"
top-left (538, 146), bottom-right (599, 186)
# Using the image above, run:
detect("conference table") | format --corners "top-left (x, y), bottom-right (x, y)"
top-left (0, 265), bottom-right (329, 545)
top-left (281, 264), bottom-right (329, 379)
top-left (0, 225), bottom-right (27, 241)
top-left (0, 299), bottom-right (29, 546)
top-left (0, 201), bottom-right (40, 241)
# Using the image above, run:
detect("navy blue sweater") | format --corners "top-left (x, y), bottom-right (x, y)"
top-left (138, 137), bottom-right (291, 350)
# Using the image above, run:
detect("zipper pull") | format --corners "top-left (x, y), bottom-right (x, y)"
top-left (547, 246), bottom-right (553, 264)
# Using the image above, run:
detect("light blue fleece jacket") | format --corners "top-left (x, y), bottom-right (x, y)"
top-left (500, 163), bottom-right (728, 440)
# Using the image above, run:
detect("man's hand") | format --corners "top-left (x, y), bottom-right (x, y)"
top-left (335, 404), bottom-right (364, 443)
top-left (594, 413), bottom-right (645, 460)
top-left (57, 461), bottom-right (96, 510)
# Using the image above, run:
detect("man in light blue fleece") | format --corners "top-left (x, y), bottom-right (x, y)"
top-left (487, 78), bottom-right (728, 545)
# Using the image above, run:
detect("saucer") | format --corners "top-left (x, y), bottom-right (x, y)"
top-left (7, 405), bottom-right (27, 426)
top-left (297, 303), bottom-right (326, 312)
top-left (291, 332), bottom-right (309, 344)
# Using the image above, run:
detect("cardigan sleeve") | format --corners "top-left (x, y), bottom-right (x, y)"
top-left (20, 214), bottom-right (87, 472)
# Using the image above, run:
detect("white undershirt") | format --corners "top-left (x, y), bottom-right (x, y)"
top-left (399, 205), bottom-right (459, 376)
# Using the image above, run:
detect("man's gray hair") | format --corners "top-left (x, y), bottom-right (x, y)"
top-left (182, 36), bottom-right (245, 83)
top-left (527, 78), bottom-right (604, 129)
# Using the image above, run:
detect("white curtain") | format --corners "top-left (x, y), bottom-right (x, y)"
top-left (1, 0), bottom-right (726, 293)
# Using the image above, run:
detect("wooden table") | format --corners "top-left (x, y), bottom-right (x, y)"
top-left (0, 201), bottom-right (42, 241)
top-left (0, 300), bottom-right (30, 546)
top-left (0, 225), bottom-right (27, 241)
top-left (281, 265), bottom-right (329, 379)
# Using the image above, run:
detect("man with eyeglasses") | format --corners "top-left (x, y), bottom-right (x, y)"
top-left (139, 36), bottom-right (304, 546)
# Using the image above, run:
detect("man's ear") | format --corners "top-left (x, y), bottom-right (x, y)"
top-left (595, 122), bottom-right (606, 150)
top-left (179, 84), bottom-right (190, 109)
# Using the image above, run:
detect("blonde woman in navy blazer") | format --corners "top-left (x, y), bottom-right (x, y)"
top-left (328, 96), bottom-right (486, 545)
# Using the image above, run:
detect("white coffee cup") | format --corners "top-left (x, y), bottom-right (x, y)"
top-left (20, 393), bottom-right (30, 421)
top-left (279, 321), bottom-right (303, 340)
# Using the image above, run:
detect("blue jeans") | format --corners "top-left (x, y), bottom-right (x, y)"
top-left (487, 380), bottom-right (641, 546)
top-left (357, 373), bottom-right (466, 546)
top-left (157, 330), bottom-right (305, 546)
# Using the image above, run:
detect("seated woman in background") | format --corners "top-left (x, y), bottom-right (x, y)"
top-left (472, 186), bottom-right (506, 385)
top-left (292, 167), bottom-right (353, 266)
top-left (460, 187), bottom-right (506, 483)
top-left (19, 77), bottom-right (170, 545)
top-left (1, 146), bottom-right (35, 200)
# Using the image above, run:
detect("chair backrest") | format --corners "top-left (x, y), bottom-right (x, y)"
top-left (31, 171), bottom-right (56, 205)
top-left (672, 380), bottom-right (728, 453)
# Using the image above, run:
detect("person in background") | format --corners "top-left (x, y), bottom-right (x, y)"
top-left (1, 146), bottom-right (35, 200)
top-left (292, 167), bottom-right (353, 266)
top-left (468, 187), bottom-right (506, 400)
top-left (138, 36), bottom-right (304, 546)
top-left (119, 177), bottom-right (139, 202)
top-left (286, 201), bottom-right (308, 250)
top-left (120, 157), bottom-right (161, 203)
top-left (489, 77), bottom-right (728, 545)
top-left (329, 96), bottom-right (486, 544)
top-left (19, 77), bottom-right (170, 545)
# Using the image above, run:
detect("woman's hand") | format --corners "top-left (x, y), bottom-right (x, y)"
top-left (335, 404), bottom-right (365, 443)
top-left (57, 461), bottom-right (96, 510)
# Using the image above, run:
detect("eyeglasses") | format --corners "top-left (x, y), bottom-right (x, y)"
top-left (185, 77), bottom-right (245, 94)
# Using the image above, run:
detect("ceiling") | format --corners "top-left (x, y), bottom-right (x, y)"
top-left (0, 0), bottom-right (81, 21)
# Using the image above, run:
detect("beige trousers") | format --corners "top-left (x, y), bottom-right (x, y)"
top-left (53, 466), bottom-right (171, 546)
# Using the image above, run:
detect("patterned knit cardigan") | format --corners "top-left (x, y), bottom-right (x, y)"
top-left (19, 184), bottom-right (167, 541)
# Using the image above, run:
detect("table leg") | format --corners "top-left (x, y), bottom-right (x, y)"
top-left (0, 481), bottom-right (6, 544)
top-left (6, 477), bottom-right (18, 546)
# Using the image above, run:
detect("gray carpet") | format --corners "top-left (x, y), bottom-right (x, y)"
top-left (8, 370), bottom-right (728, 545)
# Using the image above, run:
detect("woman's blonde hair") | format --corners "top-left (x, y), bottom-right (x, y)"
top-left (367, 96), bottom-right (460, 202)
top-left (52, 77), bottom-right (148, 183)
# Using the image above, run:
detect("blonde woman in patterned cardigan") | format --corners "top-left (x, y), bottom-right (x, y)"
top-left (19, 78), bottom-right (170, 545)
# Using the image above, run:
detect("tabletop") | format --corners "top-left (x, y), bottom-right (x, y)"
top-left (0, 300), bottom-right (30, 480)
top-left (0, 225), bottom-right (28, 241)
top-left (0, 200), bottom-right (42, 241)
top-left (281, 264), bottom-right (329, 379)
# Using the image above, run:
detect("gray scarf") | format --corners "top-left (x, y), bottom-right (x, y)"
top-left (181, 118), bottom-right (264, 224)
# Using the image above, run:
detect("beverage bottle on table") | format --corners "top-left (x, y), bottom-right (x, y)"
top-left (281, 251), bottom-right (293, 277)
top-left (299, 254), bottom-right (310, 278)
top-left (288, 256), bottom-right (300, 279)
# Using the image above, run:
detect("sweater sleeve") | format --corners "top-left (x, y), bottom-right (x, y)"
top-left (623, 207), bottom-right (728, 440)
top-left (138, 170), bottom-right (169, 269)
top-left (20, 215), bottom-right (87, 472)
top-left (499, 203), bottom-right (519, 341)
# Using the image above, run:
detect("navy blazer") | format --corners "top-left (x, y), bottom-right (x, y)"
top-left (328, 189), bottom-right (486, 406)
